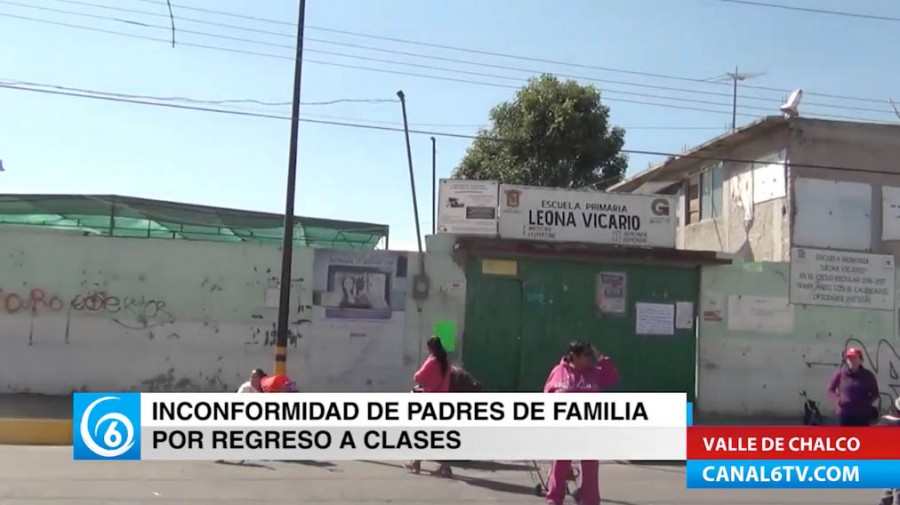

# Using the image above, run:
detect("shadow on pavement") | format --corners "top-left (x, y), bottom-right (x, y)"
top-left (445, 460), bottom-right (536, 472)
top-left (452, 475), bottom-right (539, 496)
top-left (277, 460), bottom-right (337, 468)
top-left (213, 460), bottom-right (275, 471)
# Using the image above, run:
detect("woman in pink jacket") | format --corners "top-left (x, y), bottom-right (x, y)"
top-left (543, 341), bottom-right (620, 505)
top-left (404, 336), bottom-right (451, 476)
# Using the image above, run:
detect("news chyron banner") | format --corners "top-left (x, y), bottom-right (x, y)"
top-left (72, 392), bottom-right (688, 461)
top-left (687, 427), bottom-right (900, 489)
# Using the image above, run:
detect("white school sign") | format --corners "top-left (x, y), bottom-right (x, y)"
top-left (789, 247), bottom-right (895, 311)
top-left (497, 185), bottom-right (678, 248)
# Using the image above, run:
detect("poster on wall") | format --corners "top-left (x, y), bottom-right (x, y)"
top-left (436, 179), bottom-right (499, 235)
top-left (726, 295), bottom-right (794, 334)
top-left (596, 272), bottom-right (627, 314)
top-left (701, 292), bottom-right (725, 322)
top-left (635, 302), bottom-right (675, 335)
top-left (789, 247), bottom-right (895, 311)
top-left (675, 301), bottom-right (694, 329)
top-left (311, 249), bottom-right (408, 338)
top-left (497, 184), bottom-right (677, 248)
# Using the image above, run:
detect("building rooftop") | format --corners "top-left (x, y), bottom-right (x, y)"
top-left (610, 116), bottom-right (900, 194)
top-left (0, 194), bottom-right (389, 249)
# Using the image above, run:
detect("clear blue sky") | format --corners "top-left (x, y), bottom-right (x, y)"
top-left (1, 0), bottom-right (899, 250)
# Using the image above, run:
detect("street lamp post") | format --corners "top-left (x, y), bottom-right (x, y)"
top-left (274, 0), bottom-right (307, 377)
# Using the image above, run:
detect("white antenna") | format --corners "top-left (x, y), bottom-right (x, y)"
top-left (721, 66), bottom-right (766, 130)
top-left (780, 89), bottom-right (803, 119)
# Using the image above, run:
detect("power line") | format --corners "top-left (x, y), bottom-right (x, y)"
top-left (33, 0), bottom-right (797, 108)
top-left (0, 79), bottom-right (728, 132)
top-left (2, 2), bottom-right (762, 113)
top-left (126, 0), bottom-right (894, 105)
top-left (0, 78), bottom-right (395, 107)
top-left (0, 11), bottom-right (769, 119)
top-left (716, 0), bottom-right (900, 23)
top-left (4, 8), bottom-right (890, 123)
top-left (14, 0), bottom-right (899, 120)
top-left (2, 80), bottom-right (898, 179)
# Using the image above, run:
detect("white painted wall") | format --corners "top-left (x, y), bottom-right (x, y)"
top-left (0, 229), bottom-right (465, 394)
top-left (698, 261), bottom-right (899, 419)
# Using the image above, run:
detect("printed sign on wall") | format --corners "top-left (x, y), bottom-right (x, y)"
top-left (789, 247), bottom-right (895, 311)
top-left (436, 179), bottom-right (499, 235)
top-left (311, 250), bottom-right (408, 340)
top-left (497, 185), bottom-right (677, 248)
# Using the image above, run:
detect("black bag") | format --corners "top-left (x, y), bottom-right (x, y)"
top-left (449, 366), bottom-right (482, 392)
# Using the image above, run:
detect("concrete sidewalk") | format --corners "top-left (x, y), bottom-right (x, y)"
top-left (0, 447), bottom-right (879, 505)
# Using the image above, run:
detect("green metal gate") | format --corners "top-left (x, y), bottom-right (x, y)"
top-left (462, 255), bottom-right (700, 399)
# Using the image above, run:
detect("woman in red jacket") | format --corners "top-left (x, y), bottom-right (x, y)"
top-left (404, 336), bottom-right (451, 476)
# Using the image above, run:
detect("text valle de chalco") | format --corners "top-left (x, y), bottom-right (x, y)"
top-left (149, 400), bottom-right (649, 451)
top-left (704, 435), bottom-right (862, 453)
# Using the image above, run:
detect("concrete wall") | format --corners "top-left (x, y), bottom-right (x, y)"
top-left (788, 120), bottom-right (900, 259)
top-left (698, 261), bottom-right (899, 418)
top-left (0, 229), bottom-right (465, 394)
top-left (680, 128), bottom-right (790, 262)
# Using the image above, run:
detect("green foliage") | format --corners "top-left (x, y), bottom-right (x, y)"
top-left (453, 74), bottom-right (627, 189)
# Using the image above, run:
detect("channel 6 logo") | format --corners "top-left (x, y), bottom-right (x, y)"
top-left (73, 392), bottom-right (141, 460)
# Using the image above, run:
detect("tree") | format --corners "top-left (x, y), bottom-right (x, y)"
top-left (453, 74), bottom-right (627, 189)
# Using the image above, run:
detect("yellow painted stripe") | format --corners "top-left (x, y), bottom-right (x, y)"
top-left (0, 418), bottom-right (72, 445)
top-left (274, 346), bottom-right (288, 357)
top-left (273, 362), bottom-right (287, 376)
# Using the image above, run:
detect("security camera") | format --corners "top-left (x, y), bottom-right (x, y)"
top-left (780, 89), bottom-right (803, 118)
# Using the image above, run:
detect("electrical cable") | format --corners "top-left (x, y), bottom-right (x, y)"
top-left (6, 8), bottom-right (896, 123)
top-left (125, 0), bottom-right (896, 105)
top-left (0, 11), bottom-right (772, 119)
top-left (22, 0), bottom-right (899, 116)
top-left (2, 80), bottom-right (896, 178)
top-left (30, 0), bottom-right (870, 114)
top-left (715, 0), bottom-right (900, 23)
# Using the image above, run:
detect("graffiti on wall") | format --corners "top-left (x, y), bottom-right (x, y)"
top-left (0, 288), bottom-right (65, 315)
top-left (804, 337), bottom-right (900, 414)
top-left (1, 287), bottom-right (175, 336)
top-left (70, 291), bottom-right (173, 329)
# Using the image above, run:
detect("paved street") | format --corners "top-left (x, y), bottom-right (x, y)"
top-left (0, 446), bottom-right (880, 504)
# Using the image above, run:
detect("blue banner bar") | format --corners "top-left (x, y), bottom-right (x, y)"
top-left (687, 460), bottom-right (900, 489)
top-left (686, 402), bottom-right (693, 427)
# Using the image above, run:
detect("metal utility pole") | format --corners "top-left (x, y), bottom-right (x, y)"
top-left (724, 66), bottom-right (765, 130)
top-left (430, 137), bottom-right (436, 236)
top-left (397, 91), bottom-right (424, 256)
top-left (274, 0), bottom-right (307, 377)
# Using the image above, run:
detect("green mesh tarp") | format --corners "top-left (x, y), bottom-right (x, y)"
top-left (0, 195), bottom-right (388, 249)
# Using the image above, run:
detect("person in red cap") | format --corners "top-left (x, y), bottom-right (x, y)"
top-left (826, 347), bottom-right (879, 426)
top-left (260, 374), bottom-right (299, 393)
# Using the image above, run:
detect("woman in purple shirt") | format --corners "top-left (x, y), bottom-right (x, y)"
top-left (826, 347), bottom-right (879, 426)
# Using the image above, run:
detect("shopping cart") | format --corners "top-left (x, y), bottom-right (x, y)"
top-left (529, 460), bottom-right (581, 501)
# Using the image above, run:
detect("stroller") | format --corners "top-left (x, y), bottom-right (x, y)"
top-left (802, 392), bottom-right (824, 426)
top-left (530, 462), bottom-right (581, 501)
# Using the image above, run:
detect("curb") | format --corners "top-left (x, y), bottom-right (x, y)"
top-left (0, 418), bottom-right (72, 445)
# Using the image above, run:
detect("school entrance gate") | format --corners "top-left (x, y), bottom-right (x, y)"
top-left (458, 239), bottom-right (729, 400)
